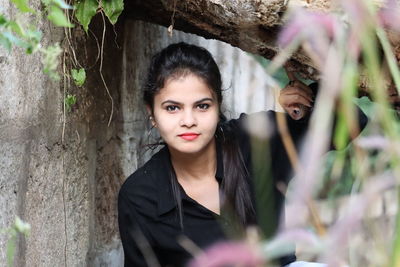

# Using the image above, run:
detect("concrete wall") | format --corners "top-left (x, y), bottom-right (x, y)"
top-left (0, 0), bottom-right (80, 266)
top-left (0, 4), bottom-right (276, 264)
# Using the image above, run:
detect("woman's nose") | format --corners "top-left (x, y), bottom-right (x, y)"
top-left (180, 110), bottom-right (197, 127)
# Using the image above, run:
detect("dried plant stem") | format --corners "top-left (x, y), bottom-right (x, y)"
top-left (178, 235), bottom-right (203, 257)
top-left (132, 229), bottom-right (161, 267)
top-left (275, 112), bottom-right (326, 235)
top-left (267, 40), bottom-right (301, 76)
top-left (61, 47), bottom-right (68, 267)
top-left (377, 27), bottom-right (400, 98)
top-left (99, 11), bottom-right (114, 127)
top-left (276, 112), bottom-right (300, 171)
top-left (360, 25), bottom-right (400, 267)
top-left (307, 199), bottom-right (326, 236)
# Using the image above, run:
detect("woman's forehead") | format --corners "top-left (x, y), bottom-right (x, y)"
top-left (156, 74), bottom-right (217, 101)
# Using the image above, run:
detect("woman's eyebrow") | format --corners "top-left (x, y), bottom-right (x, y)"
top-left (161, 100), bottom-right (181, 105)
top-left (161, 98), bottom-right (214, 105)
top-left (194, 98), bottom-right (214, 104)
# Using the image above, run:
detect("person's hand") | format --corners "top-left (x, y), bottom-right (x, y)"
top-left (279, 80), bottom-right (314, 120)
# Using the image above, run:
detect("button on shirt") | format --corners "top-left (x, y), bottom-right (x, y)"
top-left (118, 110), bottom-right (368, 267)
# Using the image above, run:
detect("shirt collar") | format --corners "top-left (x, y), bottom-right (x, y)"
top-left (156, 139), bottom-right (224, 216)
top-left (155, 146), bottom-right (177, 216)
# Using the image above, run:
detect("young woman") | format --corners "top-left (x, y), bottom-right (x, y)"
top-left (118, 42), bottom-right (366, 267)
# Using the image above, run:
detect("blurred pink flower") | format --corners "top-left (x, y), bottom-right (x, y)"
top-left (278, 9), bottom-right (342, 68)
top-left (378, 0), bottom-right (400, 32)
top-left (188, 241), bottom-right (263, 267)
top-left (275, 228), bottom-right (321, 247)
top-left (322, 175), bottom-right (395, 266)
top-left (346, 29), bottom-right (361, 61)
top-left (355, 135), bottom-right (390, 150)
top-left (341, 0), bottom-right (372, 30)
top-left (278, 10), bottom-right (340, 48)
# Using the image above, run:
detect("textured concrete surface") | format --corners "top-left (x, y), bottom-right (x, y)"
top-left (0, 0), bottom-right (106, 265)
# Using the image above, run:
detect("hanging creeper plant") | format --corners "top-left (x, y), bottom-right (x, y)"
top-left (0, 0), bottom-right (73, 79)
top-left (75, 0), bottom-right (124, 32)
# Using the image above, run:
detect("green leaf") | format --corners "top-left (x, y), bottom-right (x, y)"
top-left (64, 94), bottom-right (77, 111)
top-left (8, 21), bottom-right (26, 37)
top-left (3, 21), bottom-right (41, 53)
top-left (14, 217), bottom-right (30, 235)
top-left (41, 0), bottom-right (51, 6)
top-left (0, 34), bottom-right (12, 51)
top-left (10, 0), bottom-right (35, 13)
top-left (354, 96), bottom-right (375, 119)
top-left (47, 6), bottom-right (74, 28)
top-left (0, 14), bottom-right (8, 25)
top-left (333, 111), bottom-right (349, 151)
top-left (75, 0), bottom-right (98, 32)
top-left (71, 68), bottom-right (86, 86)
top-left (2, 31), bottom-right (25, 48)
top-left (52, 0), bottom-right (74, 9)
top-left (42, 43), bottom-right (63, 80)
top-left (25, 28), bottom-right (42, 43)
top-left (101, 0), bottom-right (123, 25)
top-left (2, 30), bottom-right (38, 54)
top-left (6, 236), bottom-right (16, 267)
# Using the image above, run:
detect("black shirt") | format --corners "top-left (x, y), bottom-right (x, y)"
top-left (118, 110), bottom-right (367, 267)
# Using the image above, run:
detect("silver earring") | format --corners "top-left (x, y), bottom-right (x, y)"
top-left (149, 115), bottom-right (156, 127)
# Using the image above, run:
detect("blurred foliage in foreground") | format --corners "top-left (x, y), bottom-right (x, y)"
top-left (190, 0), bottom-right (400, 267)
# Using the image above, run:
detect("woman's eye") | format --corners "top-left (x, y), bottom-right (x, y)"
top-left (166, 105), bottom-right (179, 112)
top-left (197, 103), bottom-right (210, 110)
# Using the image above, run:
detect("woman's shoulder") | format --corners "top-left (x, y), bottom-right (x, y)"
top-left (228, 111), bottom-right (277, 125)
top-left (118, 147), bottom-right (170, 211)
top-left (225, 111), bottom-right (278, 137)
top-left (230, 110), bottom-right (314, 137)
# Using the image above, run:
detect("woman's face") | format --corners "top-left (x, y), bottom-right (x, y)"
top-left (150, 74), bottom-right (220, 156)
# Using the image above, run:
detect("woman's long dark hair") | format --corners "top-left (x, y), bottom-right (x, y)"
top-left (143, 42), bottom-right (255, 227)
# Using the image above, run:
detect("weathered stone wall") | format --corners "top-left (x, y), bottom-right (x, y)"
top-left (0, 1), bottom-right (126, 264)
top-left (0, 0), bottom-right (81, 265)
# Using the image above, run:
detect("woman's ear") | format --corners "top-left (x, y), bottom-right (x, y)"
top-left (146, 105), bottom-right (156, 127)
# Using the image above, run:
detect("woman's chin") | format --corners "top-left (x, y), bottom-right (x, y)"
top-left (168, 139), bottom-right (216, 156)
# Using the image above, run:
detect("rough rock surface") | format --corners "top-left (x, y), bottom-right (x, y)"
top-left (125, 0), bottom-right (400, 81)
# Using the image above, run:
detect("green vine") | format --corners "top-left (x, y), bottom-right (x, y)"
top-left (1, 1), bottom-right (125, 264)
top-left (0, 0), bottom-right (73, 79)
top-left (71, 67), bottom-right (86, 86)
top-left (75, 0), bottom-right (124, 32)
top-left (1, 0), bottom-right (124, 99)
top-left (1, 217), bottom-right (30, 267)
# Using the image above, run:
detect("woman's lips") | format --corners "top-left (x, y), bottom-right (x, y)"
top-left (178, 133), bottom-right (200, 141)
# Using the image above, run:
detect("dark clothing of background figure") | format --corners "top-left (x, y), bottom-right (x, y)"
top-left (118, 109), bottom-right (368, 267)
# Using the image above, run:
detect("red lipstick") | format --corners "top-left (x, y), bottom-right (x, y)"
top-left (178, 133), bottom-right (199, 141)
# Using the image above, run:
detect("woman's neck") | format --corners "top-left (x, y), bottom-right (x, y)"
top-left (169, 140), bottom-right (217, 182)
